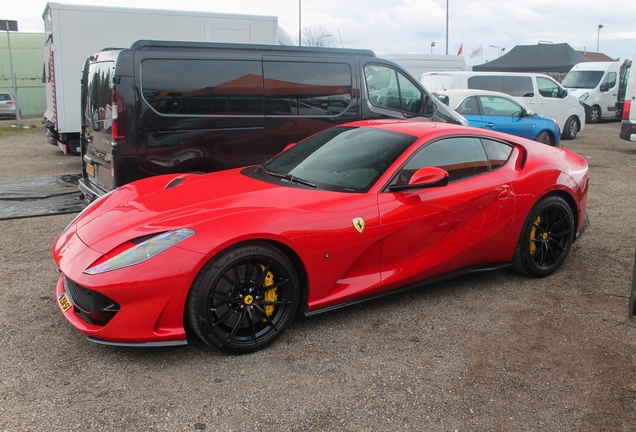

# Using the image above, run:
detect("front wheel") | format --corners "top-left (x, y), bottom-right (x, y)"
top-left (186, 242), bottom-right (299, 354)
top-left (512, 195), bottom-right (574, 278)
top-left (535, 131), bottom-right (555, 146)
top-left (587, 106), bottom-right (600, 124)
top-left (562, 116), bottom-right (579, 140)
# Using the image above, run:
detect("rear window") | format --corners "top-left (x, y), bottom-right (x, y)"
top-left (85, 61), bottom-right (115, 133)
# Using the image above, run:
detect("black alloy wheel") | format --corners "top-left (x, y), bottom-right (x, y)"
top-left (513, 195), bottom-right (574, 278)
top-left (187, 242), bottom-right (299, 354)
top-left (535, 131), bottom-right (554, 146)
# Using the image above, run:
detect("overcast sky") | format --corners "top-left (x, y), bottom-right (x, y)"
top-left (3, 0), bottom-right (635, 67)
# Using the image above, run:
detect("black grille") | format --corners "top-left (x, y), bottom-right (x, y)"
top-left (62, 276), bottom-right (120, 326)
top-left (64, 276), bottom-right (93, 312)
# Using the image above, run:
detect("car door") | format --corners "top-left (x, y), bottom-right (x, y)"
top-left (378, 136), bottom-right (517, 292)
top-left (477, 95), bottom-right (534, 140)
top-left (599, 71), bottom-right (618, 117)
top-left (534, 76), bottom-right (569, 129)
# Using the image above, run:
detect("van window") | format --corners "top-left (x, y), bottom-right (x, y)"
top-left (467, 75), bottom-right (534, 97)
top-left (562, 70), bottom-right (604, 89)
top-left (141, 59), bottom-right (264, 115)
top-left (602, 72), bottom-right (617, 90)
top-left (263, 61), bottom-right (353, 116)
top-left (86, 61), bottom-right (115, 132)
top-left (365, 65), bottom-right (423, 114)
top-left (537, 76), bottom-right (566, 98)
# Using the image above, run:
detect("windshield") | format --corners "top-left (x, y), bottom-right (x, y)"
top-left (262, 126), bottom-right (416, 192)
top-left (561, 70), bottom-right (604, 89)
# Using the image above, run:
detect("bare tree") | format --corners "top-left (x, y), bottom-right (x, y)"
top-left (300, 24), bottom-right (336, 48)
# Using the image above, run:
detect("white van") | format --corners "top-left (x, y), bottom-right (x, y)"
top-left (381, 54), bottom-right (467, 79)
top-left (619, 53), bottom-right (636, 141)
top-left (561, 61), bottom-right (620, 123)
top-left (421, 71), bottom-right (586, 139)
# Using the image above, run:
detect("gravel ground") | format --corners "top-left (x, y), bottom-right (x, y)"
top-left (0, 122), bottom-right (635, 431)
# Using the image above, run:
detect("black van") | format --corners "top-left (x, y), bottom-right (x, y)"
top-left (79, 40), bottom-right (465, 199)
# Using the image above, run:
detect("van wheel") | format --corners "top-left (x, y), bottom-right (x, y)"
top-left (587, 106), bottom-right (600, 124)
top-left (562, 116), bottom-right (579, 140)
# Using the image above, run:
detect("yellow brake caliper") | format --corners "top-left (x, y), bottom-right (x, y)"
top-left (259, 265), bottom-right (277, 321)
top-left (529, 216), bottom-right (541, 256)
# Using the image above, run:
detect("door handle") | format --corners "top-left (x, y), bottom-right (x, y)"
top-left (498, 186), bottom-right (511, 199)
top-left (485, 122), bottom-right (495, 128)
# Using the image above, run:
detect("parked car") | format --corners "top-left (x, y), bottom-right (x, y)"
top-left (421, 71), bottom-right (585, 140)
top-left (53, 119), bottom-right (589, 354)
top-left (433, 89), bottom-right (561, 146)
top-left (561, 61), bottom-right (620, 123)
top-left (0, 93), bottom-right (18, 119)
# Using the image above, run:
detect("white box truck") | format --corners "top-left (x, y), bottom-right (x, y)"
top-left (42, 2), bottom-right (291, 155)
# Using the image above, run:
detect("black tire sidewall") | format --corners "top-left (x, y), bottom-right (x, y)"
top-left (563, 117), bottom-right (578, 140)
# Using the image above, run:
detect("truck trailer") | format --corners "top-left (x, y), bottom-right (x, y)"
top-left (42, 2), bottom-right (292, 155)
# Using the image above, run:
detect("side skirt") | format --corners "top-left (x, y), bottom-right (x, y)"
top-left (303, 262), bottom-right (512, 317)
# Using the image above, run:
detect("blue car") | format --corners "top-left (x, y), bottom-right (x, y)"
top-left (433, 89), bottom-right (561, 146)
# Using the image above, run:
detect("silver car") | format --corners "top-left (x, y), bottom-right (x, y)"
top-left (0, 93), bottom-right (17, 119)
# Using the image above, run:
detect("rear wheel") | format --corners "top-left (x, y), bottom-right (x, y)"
top-left (535, 131), bottom-right (555, 146)
top-left (187, 242), bottom-right (299, 354)
top-left (512, 195), bottom-right (574, 278)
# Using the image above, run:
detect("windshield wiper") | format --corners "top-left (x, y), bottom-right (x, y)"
top-left (261, 167), bottom-right (316, 188)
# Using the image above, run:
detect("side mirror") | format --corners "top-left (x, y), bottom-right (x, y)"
top-left (424, 95), bottom-right (436, 115)
top-left (409, 166), bottom-right (449, 186)
top-left (388, 166), bottom-right (449, 192)
top-left (600, 83), bottom-right (609, 92)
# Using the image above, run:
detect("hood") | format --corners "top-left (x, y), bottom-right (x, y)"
top-left (74, 168), bottom-right (339, 254)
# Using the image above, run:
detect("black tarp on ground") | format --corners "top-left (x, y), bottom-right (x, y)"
top-left (473, 43), bottom-right (592, 73)
top-left (0, 175), bottom-right (86, 220)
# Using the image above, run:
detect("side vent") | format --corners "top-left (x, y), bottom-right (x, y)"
top-left (165, 177), bottom-right (187, 189)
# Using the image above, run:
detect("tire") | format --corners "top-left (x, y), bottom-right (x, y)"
top-left (587, 106), bottom-right (600, 124)
top-left (562, 116), bottom-right (579, 140)
top-left (512, 195), bottom-right (574, 278)
top-left (186, 242), bottom-right (299, 354)
top-left (535, 131), bottom-right (555, 146)
top-left (68, 138), bottom-right (81, 156)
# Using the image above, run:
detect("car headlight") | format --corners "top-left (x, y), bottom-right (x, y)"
top-left (579, 92), bottom-right (589, 102)
top-left (84, 228), bottom-right (196, 275)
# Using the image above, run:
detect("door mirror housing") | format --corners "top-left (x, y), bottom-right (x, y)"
top-left (388, 166), bottom-right (449, 192)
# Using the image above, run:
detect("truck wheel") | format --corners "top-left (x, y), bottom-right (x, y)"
top-left (68, 138), bottom-right (81, 156)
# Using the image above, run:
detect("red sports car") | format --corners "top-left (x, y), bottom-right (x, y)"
top-left (53, 120), bottom-right (589, 354)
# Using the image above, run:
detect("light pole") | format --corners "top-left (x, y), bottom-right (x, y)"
top-left (489, 45), bottom-right (501, 58)
top-left (431, 41), bottom-right (435, 54)
top-left (445, 0), bottom-right (449, 55)
top-left (597, 24), bottom-right (603, 52)
top-left (298, 0), bottom-right (302, 46)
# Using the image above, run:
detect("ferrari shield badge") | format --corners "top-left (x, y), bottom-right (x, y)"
top-left (352, 217), bottom-right (365, 233)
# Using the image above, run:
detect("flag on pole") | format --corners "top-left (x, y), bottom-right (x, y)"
top-left (469, 45), bottom-right (483, 58)
top-left (457, 43), bottom-right (463, 56)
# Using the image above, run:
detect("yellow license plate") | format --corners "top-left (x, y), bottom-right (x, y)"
top-left (58, 293), bottom-right (73, 313)
top-left (86, 163), bottom-right (95, 177)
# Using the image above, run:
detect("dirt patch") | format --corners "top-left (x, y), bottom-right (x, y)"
top-left (0, 123), bottom-right (634, 430)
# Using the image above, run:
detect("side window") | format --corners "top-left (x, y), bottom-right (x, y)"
top-left (502, 76), bottom-right (534, 97)
top-left (86, 61), bottom-right (114, 133)
top-left (603, 72), bottom-right (617, 90)
top-left (536, 76), bottom-right (562, 99)
top-left (481, 138), bottom-right (513, 169)
top-left (398, 137), bottom-right (489, 183)
top-left (365, 64), bottom-right (423, 114)
top-left (468, 76), bottom-right (502, 92)
top-left (263, 61), bottom-right (353, 116)
top-left (456, 96), bottom-right (479, 116)
top-left (478, 95), bottom-right (523, 117)
top-left (141, 59), bottom-right (264, 115)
